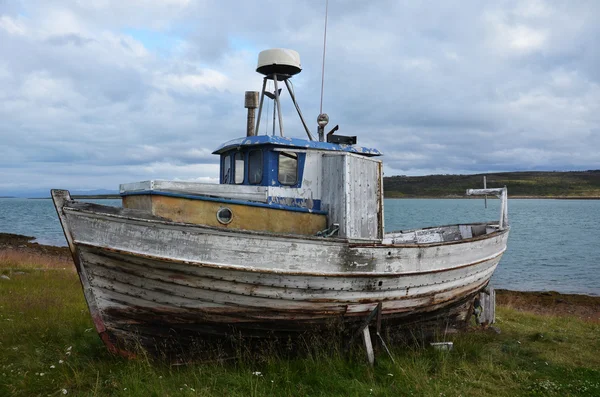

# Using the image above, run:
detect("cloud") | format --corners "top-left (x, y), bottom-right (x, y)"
top-left (0, 15), bottom-right (27, 35)
top-left (0, 0), bottom-right (599, 195)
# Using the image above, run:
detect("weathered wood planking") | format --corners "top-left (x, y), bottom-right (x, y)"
top-left (123, 194), bottom-right (327, 235)
top-left (80, 247), bottom-right (500, 305)
top-left (321, 153), bottom-right (383, 240)
top-left (65, 205), bottom-right (507, 274)
top-left (80, 245), bottom-right (496, 336)
top-left (120, 180), bottom-right (268, 202)
top-left (52, 191), bottom-right (509, 356)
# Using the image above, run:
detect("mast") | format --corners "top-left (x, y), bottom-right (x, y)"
top-left (254, 49), bottom-right (315, 141)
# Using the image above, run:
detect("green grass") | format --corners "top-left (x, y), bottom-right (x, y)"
top-left (384, 170), bottom-right (600, 198)
top-left (1, 267), bottom-right (599, 396)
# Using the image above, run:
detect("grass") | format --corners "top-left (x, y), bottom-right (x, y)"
top-left (1, 265), bottom-right (599, 396)
top-left (384, 170), bottom-right (600, 198)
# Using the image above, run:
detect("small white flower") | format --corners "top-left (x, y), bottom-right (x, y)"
top-left (50, 365), bottom-right (55, 369)
top-left (159, 376), bottom-right (162, 379)
top-left (66, 346), bottom-right (72, 351)
top-left (40, 373), bottom-right (45, 376)
top-left (66, 352), bottom-right (71, 356)
top-left (252, 371), bottom-right (262, 376)
top-left (84, 328), bottom-right (92, 333)
top-left (59, 360), bottom-right (64, 364)
top-left (387, 373), bottom-right (394, 377)
top-left (61, 389), bottom-right (68, 395)
top-left (190, 388), bottom-right (195, 392)
top-left (123, 388), bottom-right (127, 390)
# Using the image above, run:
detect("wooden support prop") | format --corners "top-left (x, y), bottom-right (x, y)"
top-left (375, 302), bottom-right (396, 364)
top-left (346, 305), bottom-right (380, 352)
top-left (346, 302), bottom-right (395, 366)
top-left (362, 327), bottom-right (375, 366)
top-left (376, 302), bottom-right (382, 336)
top-left (473, 287), bottom-right (496, 326)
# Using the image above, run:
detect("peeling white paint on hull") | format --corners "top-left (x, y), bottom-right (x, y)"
top-left (51, 190), bottom-right (509, 357)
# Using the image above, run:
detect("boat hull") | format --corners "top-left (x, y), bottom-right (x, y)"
top-left (51, 190), bottom-right (509, 357)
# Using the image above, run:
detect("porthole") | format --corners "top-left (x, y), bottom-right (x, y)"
top-left (216, 207), bottom-right (233, 224)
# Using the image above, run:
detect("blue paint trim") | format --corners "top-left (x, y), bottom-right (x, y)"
top-left (213, 135), bottom-right (382, 156)
top-left (121, 190), bottom-right (328, 215)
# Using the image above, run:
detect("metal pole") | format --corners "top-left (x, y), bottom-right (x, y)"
top-left (284, 79), bottom-right (315, 141)
top-left (319, 0), bottom-right (329, 115)
top-left (273, 74), bottom-right (284, 136)
top-left (254, 77), bottom-right (267, 136)
top-left (272, 89), bottom-right (276, 136)
top-left (244, 91), bottom-right (259, 137)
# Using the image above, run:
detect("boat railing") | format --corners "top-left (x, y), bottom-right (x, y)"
top-left (466, 187), bottom-right (508, 230)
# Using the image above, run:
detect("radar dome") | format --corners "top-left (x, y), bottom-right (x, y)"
top-left (256, 49), bottom-right (301, 77)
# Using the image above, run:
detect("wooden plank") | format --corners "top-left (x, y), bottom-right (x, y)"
top-left (363, 327), bottom-right (375, 366)
top-left (150, 195), bottom-right (327, 235)
top-left (120, 180), bottom-right (269, 203)
top-left (81, 246), bottom-right (500, 304)
top-left (321, 154), bottom-right (382, 240)
top-left (122, 195), bottom-right (152, 211)
top-left (459, 225), bottom-right (473, 239)
top-left (64, 206), bottom-right (508, 275)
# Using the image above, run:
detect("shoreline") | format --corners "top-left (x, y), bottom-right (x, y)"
top-left (1, 232), bottom-right (598, 321)
top-left (2, 195), bottom-right (600, 200)
top-left (385, 195), bottom-right (600, 200)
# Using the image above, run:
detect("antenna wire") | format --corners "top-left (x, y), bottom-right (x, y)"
top-left (319, 0), bottom-right (329, 114)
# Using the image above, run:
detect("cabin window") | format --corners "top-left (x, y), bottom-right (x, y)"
top-left (278, 151), bottom-right (298, 185)
top-left (234, 152), bottom-right (244, 184)
top-left (222, 154), bottom-right (232, 184)
top-left (248, 150), bottom-right (263, 184)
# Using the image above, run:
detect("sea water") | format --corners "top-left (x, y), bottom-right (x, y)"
top-left (0, 197), bottom-right (598, 295)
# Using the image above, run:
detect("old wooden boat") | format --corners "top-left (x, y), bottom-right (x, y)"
top-left (52, 49), bottom-right (509, 357)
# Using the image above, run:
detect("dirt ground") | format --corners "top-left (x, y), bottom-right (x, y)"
top-left (0, 232), bottom-right (73, 269)
top-left (1, 232), bottom-right (598, 321)
top-left (0, 232), bottom-right (71, 257)
top-left (496, 289), bottom-right (599, 322)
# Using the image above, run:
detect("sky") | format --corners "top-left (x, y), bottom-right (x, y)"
top-left (1, 0), bottom-right (599, 195)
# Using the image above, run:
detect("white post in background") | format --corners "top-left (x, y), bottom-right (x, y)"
top-left (466, 187), bottom-right (509, 230)
top-left (484, 176), bottom-right (487, 208)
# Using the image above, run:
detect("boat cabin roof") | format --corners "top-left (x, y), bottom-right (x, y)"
top-left (212, 135), bottom-right (382, 156)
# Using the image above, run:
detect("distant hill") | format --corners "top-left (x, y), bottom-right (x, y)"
top-left (383, 170), bottom-right (600, 198)
top-left (0, 189), bottom-right (119, 199)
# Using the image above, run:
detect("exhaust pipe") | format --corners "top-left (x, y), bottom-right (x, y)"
top-left (245, 91), bottom-right (259, 137)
